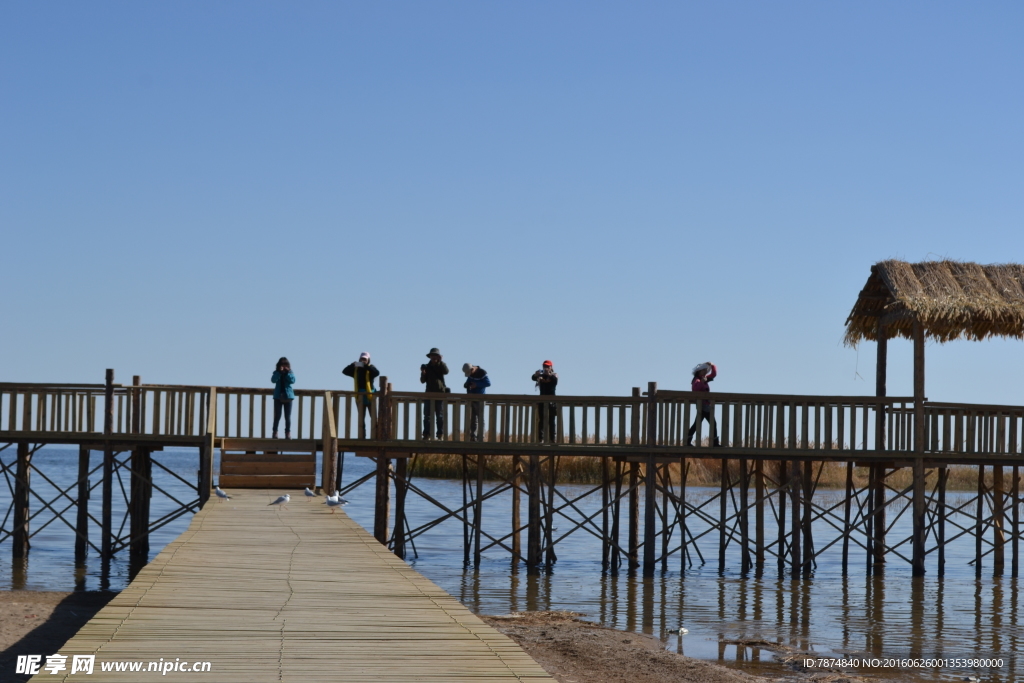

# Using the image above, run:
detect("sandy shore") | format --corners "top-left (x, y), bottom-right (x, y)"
top-left (2, 593), bottom-right (863, 683)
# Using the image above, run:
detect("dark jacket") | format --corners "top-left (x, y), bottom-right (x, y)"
top-left (342, 362), bottom-right (380, 392)
top-left (464, 368), bottom-right (491, 394)
top-left (420, 361), bottom-right (449, 393)
top-left (271, 371), bottom-right (296, 400)
top-left (532, 369), bottom-right (558, 396)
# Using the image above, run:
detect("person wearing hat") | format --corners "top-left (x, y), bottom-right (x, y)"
top-left (342, 352), bottom-right (380, 439)
top-left (463, 363), bottom-right (491, 442)
top-left (531, 360), bottom-right (558, 442)
top-left (420, 348), bottom-right (449, 439)
top-left (686, 362), bottom-right (719, 447)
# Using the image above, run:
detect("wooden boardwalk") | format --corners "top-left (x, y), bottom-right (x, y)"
top-left (34, 490), bottom-right (554, 682)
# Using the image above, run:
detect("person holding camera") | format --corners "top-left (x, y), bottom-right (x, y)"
top-left (420, 348), bottom-right (449, 439)
top-left (342, 352), bottom-right (380, 439)
top-left (271, 357), bottom-right (296, 439)
top-left (532, 360), bottom-right (558, 442)
top-left (463, 363), bottom-right (491, 442)
top-left (686, 362), bottom-right (720, 447)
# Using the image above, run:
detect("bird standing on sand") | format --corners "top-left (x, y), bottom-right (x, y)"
top-left (304, 487), bottom-right (318, 501)
top-left (268, 494), bottom-right (290, 509)
top-left (215, 487), bottom-right (232, 501)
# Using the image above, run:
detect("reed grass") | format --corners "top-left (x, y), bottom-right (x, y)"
top-left (407, 449), bottom-right (1016, 492)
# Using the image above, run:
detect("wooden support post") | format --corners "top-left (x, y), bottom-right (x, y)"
top-left (199, 387), bottom-right (216, 509)
top-left (802, 461), bottom-right (813, 576)
top-left (373, 380), bottom-right (392, 546)
top-left (755, 459), bottom-right (764, 570)
top-left (872, 466), bottom-right (886, 570)
top-left (13, 442), bottom-right (31, 558)
top-left (976, 465), bottom-right (985, 576)
top-left (612, 460), bottom-right (623, 573)
top-left (777, 461), bottom-right (786, 575)
top-left (527, 454), bottom-right (541, 568)
top-left (545, 455), bottom-right (557, 565)
top-left (993, 464), bottom-right (1005, 575)
top-left (740, 458), bottom-right (750, 573)
top-left (129, 447), bottom-right (151, 561)
top-left (643, 382), bottom-right (657, 576)
top-left (1012, 465), bottom-right (1019, 578)
top-left (628, 461), bottom-right (640, 569)
top-left (393, 457), bottom-right (407, 560)
top-left (719, 459), bottom-right (728, 572)
top-left (601, 456), bottom-right (610, 569)
top-left (912, 321), bottom-right (926, 576)
top-left (790, 459), bottom-right (801, 576)
top-left (842, 461), bottom-right (853, 573)
top-left (74, 445), bottom-right (90, 563)
top-left (462, 454), bottom-right (470, 565)
top-left (102, 368), bottom-right (114, 559)
top-left (938, 466), bottom-right (948, 575)
top-left (474, 454), bottom-right (484, 566)
top-left (512, 455), bottom-right (522, 564)
top-left (373, 453), bottom-right (391, 545)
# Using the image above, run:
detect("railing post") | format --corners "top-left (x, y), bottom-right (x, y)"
top-left (320, 391), bottom-right (337, 494)
top-left (102, 369), bottom-right (114, 559)
top-left (129, 376), bottom-right (151, 562)
top-left (643, 382), bottom-right (658, 576)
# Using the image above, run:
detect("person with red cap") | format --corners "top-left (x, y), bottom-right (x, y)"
top-left (532, 360), bottom-right (558, 442)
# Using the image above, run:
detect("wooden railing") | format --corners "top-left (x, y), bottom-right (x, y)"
top-left (3, 381), bottom-right (1023, 458)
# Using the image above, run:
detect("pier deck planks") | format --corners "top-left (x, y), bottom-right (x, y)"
top-left (33, 490), bottom-right (553, 682)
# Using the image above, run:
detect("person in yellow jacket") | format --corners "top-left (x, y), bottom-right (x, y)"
top-left (342, 352), bottom-right (380, 438)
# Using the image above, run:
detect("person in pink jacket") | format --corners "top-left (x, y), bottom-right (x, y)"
top-left (686, 362), bottom-right (720, 447)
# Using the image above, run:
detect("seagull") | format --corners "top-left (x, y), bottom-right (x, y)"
top-left (268, 494), bottom-right (290, 509)
top-left (304, 487), bottom-right (318, 501)
top-left (214, 487), bottom-right (232, 501)
top-left (325, 496), bottom-right (346, 513)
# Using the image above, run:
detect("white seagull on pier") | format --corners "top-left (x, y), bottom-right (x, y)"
top-left (304, 487), bottom-right (318, 500)
top-left (325, 496), bottom-right (346, 513)
top-left (268, 494), bottom-right (290, 509)
top-left (214, 487), bottom-right (232, 501)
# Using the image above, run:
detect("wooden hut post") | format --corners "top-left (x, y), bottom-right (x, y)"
top-left (320, 391), bottom-right (337, 495)
top-left (199, 388), bottom-right (215, 508)
top-left (872, 320), bottom-right (887, 572)
top-left (601, 455), bottom-right (611, 569)
top-left (789, 459), bottom-right (801, 576)
top-left (643, 382), bottom-right (657, 575)
top-left (912, 321), bottom-right (927, 576)
top-left (101, 369), bottom-right (115, 559)
top-left (1012, 465), bottom-right (1019, 578)
top-left (74, 445), bottom-right (90, 563)
top-left (938, 466), bottom-right (948, 575)
top-left (474, 454), bottom-right (484, 566)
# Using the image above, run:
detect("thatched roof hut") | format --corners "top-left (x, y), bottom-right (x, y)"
top-left (845, 260), bottom-right (1024, 346)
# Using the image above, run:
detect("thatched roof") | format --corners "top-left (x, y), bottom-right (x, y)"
top-left (844, 260), bottom-right (1024, 346)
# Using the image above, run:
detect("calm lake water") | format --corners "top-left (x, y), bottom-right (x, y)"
top-left (1, 447), bottom-right (1019, 682)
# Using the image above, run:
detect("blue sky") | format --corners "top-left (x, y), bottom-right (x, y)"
top-left (2, 2), bottom-right (1021, 404)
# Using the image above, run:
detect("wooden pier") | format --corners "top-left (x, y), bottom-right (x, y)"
top-left (28, 489), bottom-right (554, 682)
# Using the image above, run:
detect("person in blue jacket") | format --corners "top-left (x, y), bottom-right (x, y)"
top-left (462, 363), bottom-right (491, 442)
top-left (271, 357), bottom-right (296, 439)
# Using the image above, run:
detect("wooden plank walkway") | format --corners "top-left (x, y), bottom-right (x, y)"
top-left (35, 490), bottom-right (554, 682)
